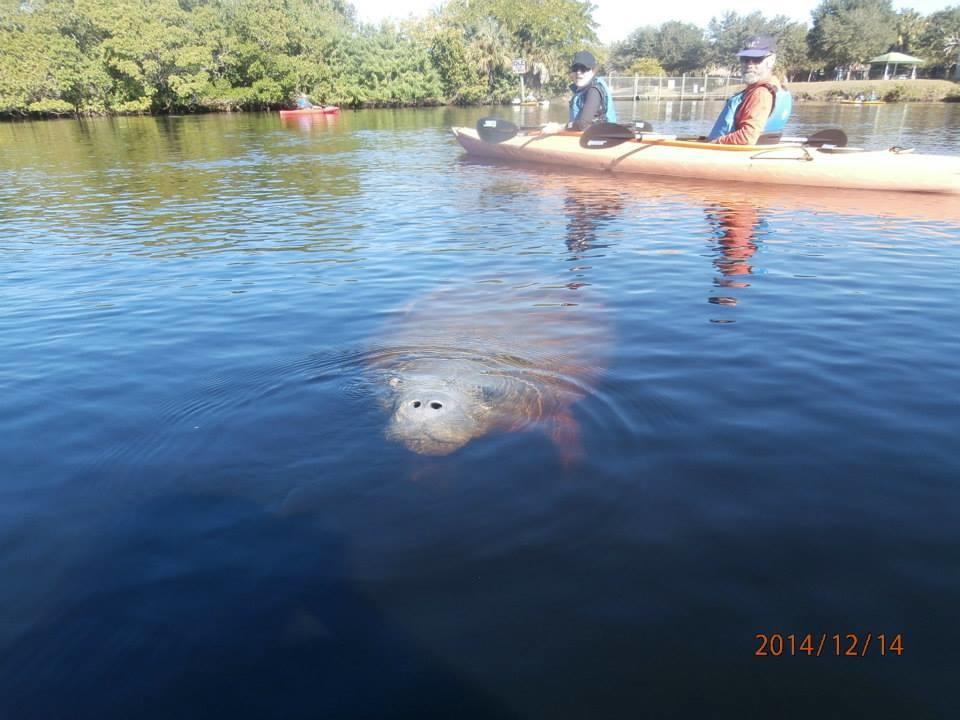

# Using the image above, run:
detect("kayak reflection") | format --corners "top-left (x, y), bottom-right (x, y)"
top-left (279, 112), bottom-right (338, 133)
top-left (458, 154), bottom-right (960, 224)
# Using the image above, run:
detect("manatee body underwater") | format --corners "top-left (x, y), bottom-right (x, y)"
top-left (367, 280), bottom-right (611, 459)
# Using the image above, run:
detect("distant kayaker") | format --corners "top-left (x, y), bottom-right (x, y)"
top-left (542, 50), bottom-right (616, 135)
top-left (296, 93), bottom-right (316, 109)
top-left (708, 35), bottom-right (792, 145)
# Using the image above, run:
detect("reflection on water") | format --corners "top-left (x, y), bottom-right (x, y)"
top-left (706, 203), bottom-right (765, 311)
top-left (563, 187), bottom-right (623, 256)
top-left (279, 111), bottom-right (340, 133)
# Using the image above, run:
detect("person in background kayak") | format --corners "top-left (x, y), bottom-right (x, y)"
top-left (542, 51), bottom-right (616, 134)
top-left (296, 93), bottom-right (316, 109)
top-left (708, 35), bottom-right (792, 145)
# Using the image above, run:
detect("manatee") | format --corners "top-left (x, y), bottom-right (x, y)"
top-left (367, 280), bottom-right (610, 459)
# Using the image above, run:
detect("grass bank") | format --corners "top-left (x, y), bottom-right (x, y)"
top-left (787, 79), bottom-right (960, 103)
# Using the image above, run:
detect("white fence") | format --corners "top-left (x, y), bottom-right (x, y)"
top-left (601, 75), bottom-right (738, 101)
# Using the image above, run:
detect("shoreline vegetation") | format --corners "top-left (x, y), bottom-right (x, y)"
top-left (787, 79), bottom-right (960, 103)
top-left (2, 0), bottom-right (959, 119)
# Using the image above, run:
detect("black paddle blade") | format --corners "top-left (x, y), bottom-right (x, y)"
top-left (579, 122), bottom-right (637, 149)
top-left (476, 117), bottom-right (520, 143)
top-left (804, 128), bottom-right (847, 148)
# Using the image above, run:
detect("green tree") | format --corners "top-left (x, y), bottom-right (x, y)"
top-left (441, 0), bottom-right (597, 98)
top-left (949, 34), bottom-right (960, 80)
top-left (627, 57), bottom-right (665, 76)
top-left (0, 0), bottom-right (112, 114)
top-left (610, 21), bottom-right (708, 74)
top-left (464, 15), bottom-right (513, 96)
top-left (609, 26), bottom-right (659, 72)
top-left (915, 6), bottom-right (960, 79)
top-left (654, 21), bottom-right (708, 73)
top-left (808, 0), bottom-right (898, 78)
top-left (894, 9), bottom-right (928, 53)
top-left (430, 27), bottom-right (485, 102)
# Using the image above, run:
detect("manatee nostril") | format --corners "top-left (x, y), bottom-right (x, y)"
top-left (412, 400), bottom-right (421, 408)
top-left (429, 401), bottom-right (443, 410)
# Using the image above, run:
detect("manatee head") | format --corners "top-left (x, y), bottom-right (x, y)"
top-left (383, 364), bottom-right (492, 456)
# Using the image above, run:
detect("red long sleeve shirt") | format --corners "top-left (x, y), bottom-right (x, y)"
top-left (713, 82), bottom-right (779, 146)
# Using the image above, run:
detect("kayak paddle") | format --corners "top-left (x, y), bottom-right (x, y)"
top-left (476, 117), bottom-right (543, 143)
top-left (783, 129), bottom-right (848, 148)
top-left (582, 125), bottom-right (849, 149)
top-left (577, 121), bottom-right (655, 149)
top-left (677, 129), bottom-right (848, 147)
top-left (479, 118), bottom-right (654, 145)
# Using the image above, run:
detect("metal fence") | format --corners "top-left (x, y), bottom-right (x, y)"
top-left (600, 75), bottom-right (738, 101)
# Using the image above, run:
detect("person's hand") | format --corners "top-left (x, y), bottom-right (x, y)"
top-left (540, 122), bottom-right (564, 135)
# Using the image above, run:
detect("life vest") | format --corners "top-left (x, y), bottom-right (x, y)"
top-left (707, 83), bottom-right (792, 141)
top-left (569, 77), bottom-right (617, 125)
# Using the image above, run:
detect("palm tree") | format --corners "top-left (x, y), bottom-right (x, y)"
top-left (895, 10), bottom-right (927, 53)
top-left (947, 34), bottom-right (960, 80)
top-left (466, 17), bottom-right (513, 95)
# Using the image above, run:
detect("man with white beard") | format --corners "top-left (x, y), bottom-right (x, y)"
top-left (708, 35), bottom-right (793, 145)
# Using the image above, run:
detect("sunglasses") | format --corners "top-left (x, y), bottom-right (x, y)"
top-left (740, 56), bottom-right (768, 64)
top-left (570, 65), bottom-right (591, 73)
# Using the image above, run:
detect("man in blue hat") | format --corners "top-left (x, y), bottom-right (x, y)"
top-left (708, 34), bottom-right (792, 145)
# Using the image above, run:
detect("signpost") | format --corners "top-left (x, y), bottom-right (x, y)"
top-left (512, 58), bottom-right (527, 101)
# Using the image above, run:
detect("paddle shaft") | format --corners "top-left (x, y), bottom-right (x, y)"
top-left (479, 118), bottom-right (654, 146)
top-left (581, 122), bottom-right (847, 149)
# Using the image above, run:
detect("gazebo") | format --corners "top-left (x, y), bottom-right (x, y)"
top-left (869, 52), bottom-right (923, 80)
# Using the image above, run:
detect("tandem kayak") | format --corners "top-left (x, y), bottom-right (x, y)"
top-left (452, 125), bottom-right (960, 195)
top-left (279, 106), bottom-right (340, 117)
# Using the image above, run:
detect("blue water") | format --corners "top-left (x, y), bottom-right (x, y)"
top-left (1, 103), bottom-right (959, 718)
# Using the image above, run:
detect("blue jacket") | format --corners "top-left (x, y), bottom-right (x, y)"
top-left (708, 83), bottom-right (792, 141)
top-left (569, 77), bottom-right (617, 126)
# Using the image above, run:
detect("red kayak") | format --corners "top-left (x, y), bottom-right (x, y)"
top-left (279, 106), bottom-right (340, 117)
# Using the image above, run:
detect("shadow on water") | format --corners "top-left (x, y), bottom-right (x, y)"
top-left (0, 493), bottom-right (516, 720)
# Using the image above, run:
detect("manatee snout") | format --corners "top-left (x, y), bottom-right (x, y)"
top-left (385, 388), bottom-right (480, 455)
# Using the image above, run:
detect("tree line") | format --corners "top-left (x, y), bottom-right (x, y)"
top-left (1, 0), bottom-right (958, 117)
top-left (610, 1), bottom-right (960, 82)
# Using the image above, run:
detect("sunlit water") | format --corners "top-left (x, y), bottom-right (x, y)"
top-left (1, 101), bottom-right (959, 719)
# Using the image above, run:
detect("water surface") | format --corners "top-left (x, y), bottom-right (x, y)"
top-left (1, 102), bottom-right (959, 718)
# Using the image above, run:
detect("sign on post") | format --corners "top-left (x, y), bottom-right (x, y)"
top-left (512, 59), bottom-right (526, 74)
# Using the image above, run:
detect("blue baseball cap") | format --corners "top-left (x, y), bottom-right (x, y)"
top-left (737, 35), bottom-right (777, 58)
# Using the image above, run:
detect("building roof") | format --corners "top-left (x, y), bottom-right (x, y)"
top-left (868, 52), bottom-right (923, 64)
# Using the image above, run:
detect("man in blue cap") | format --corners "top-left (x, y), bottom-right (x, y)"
top-left (708, 34), bottom-right (792, 145)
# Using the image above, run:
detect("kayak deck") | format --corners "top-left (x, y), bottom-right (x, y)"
top-left (451, 126), bottom-right (960, 194)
